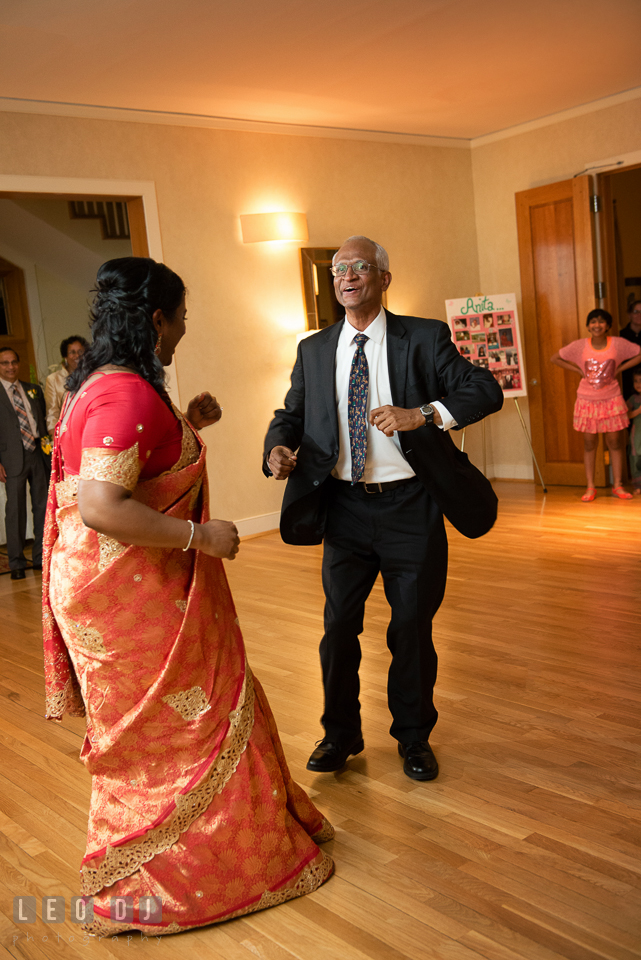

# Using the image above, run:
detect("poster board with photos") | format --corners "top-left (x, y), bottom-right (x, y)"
top-left (445, 293), bottom-right (527, 398)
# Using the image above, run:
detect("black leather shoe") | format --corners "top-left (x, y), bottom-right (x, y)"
top-left (10, 569), bottom-right (26, 580)
top-left (397, 741), bottom-right (439, 781)
top-left (306, 736), bottom-right (364, 772)
top-left (31, 563), bottom-right (42, 571)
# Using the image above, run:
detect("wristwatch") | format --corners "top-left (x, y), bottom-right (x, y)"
top-left (419, 403), bottom-right (435, 426)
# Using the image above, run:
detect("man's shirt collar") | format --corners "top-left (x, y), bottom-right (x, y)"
top-left (344, 306), bottom-right (386, 345)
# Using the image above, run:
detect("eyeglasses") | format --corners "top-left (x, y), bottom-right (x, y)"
top-left (0, 360), bottom-right (19, 366)
top-left (331, 260), bottom-right (382, 277)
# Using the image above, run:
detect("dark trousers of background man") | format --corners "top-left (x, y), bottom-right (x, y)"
top-left (5, 447), bottom-right (49, 570)
top-left (319, 475), bottom-right (448, 745)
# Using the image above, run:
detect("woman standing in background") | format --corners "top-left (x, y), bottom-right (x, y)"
top-left (44, 335), bottom-right (87, 431)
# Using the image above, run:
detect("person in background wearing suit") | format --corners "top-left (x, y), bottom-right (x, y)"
top-left (44, 335), bottom-right (87, 432)
top-left (620, 300), bottom-right (641, 401)
top-left (0, 347), bottom-right (50, 579)
top-left (263, 236), bottom-right (503, 781)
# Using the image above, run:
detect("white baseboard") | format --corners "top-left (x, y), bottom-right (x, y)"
top-left (235, 511), bottom-right (280, 539)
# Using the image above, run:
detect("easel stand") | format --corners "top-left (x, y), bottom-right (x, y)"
top-left (459, 397), bottom-right (547, 493)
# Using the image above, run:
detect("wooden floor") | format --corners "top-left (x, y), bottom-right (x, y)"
top-left (1, 482), bottom-right (640, 960)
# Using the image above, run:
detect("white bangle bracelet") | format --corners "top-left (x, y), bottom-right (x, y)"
top-left (182, 519), bottom-right (195, 551)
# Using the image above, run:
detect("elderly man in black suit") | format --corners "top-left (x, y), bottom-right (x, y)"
top-left (0, 347), bottom-right (50, 579)
top-left (263, 236), bottom-right (503, 780)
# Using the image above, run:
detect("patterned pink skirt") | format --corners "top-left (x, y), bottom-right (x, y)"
top-left (573, 393), bottom-right (629, 433)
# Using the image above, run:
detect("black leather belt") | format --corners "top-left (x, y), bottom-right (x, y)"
top-left (334, 477), bottom-right (417, 494)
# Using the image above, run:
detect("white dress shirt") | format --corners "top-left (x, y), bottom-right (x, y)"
top-left (332, 309), bottom-right (455, 483)
top-left (1, 376), bottom-right (39, 437)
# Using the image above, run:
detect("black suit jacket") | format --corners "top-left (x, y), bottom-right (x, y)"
top-left (0, 380), bottom-right (47, 477)
top-left (264, 311), bottom-right (504, 544)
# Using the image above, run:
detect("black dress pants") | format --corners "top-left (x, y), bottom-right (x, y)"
top-left (320, 476), bottom-right (447, 744)
top-left (5, 448), bottom-right (49, 570)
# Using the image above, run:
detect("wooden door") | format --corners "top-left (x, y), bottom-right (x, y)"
top-left (515, 176), bottom-right (602, 486)
top-left (0, 256), bottom-right (38, 383)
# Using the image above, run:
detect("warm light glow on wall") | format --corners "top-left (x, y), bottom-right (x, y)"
top-left (240, 211), bottom-right (308, 244)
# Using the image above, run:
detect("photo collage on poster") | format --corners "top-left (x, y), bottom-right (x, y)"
top-left (451, 309), bottom-right (522, 392)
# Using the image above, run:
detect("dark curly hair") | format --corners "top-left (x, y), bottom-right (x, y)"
top-left (60, 335), bottom-right (88, 359)
top-left (67, 258), bottom-right (185, 395)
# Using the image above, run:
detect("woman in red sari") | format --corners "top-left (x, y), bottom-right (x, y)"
top-left (43, 258), bottom-right (333, 936)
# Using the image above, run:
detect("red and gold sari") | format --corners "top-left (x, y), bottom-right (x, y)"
top-left (42, 373), bottom-right (333, 936)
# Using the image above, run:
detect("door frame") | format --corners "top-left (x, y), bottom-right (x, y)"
top-left (598, 161), bottom-right (641, 331)
top-left (0, 175), bottom-right (179, 398)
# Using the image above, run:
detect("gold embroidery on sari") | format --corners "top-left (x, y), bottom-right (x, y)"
top-left (81, 667), bottom-right (255, 896)
top-left (83, 916), bottom-right (131, 938)
top-left (55, 475), bottom-right (79, 507)
top-left (175, 600), bottom-right (187, 613)
top-left (97, 533), bottom-right (127, 572)
top-left (256, 852), bottom-right (334, 911)
top-left (312, 819), bottom-right (335, 843)
top-left (162, 686), bottom-right (211, 721)
top-left (45, 678), bottom-right (86, 720)
top-left (59, 615), bottom-right (107, 656)
top-left (170, 408), bottom-right (199, 473)
top-left (75, 624), bottom-right (107, 655)
top-left (80, 444), bottom-right (141, 492)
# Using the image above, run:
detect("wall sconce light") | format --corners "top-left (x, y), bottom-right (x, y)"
top-left (240, 212), bottom-right (308, 244)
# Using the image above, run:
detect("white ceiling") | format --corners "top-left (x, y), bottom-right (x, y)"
top-left (1, 0), bottom-right (640, 140)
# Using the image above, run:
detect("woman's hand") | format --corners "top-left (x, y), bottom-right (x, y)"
top-left (185, 393), bottom-right (223, 430)
top-left (194, 519), bottom-right (240, 560)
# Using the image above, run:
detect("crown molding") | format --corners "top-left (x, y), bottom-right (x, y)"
top-left (470, 85), bottom-right (641, 148)
top-left (0, 97), bottom-right (469, 149)
top-left (3, 85), bottom-right (640, 152)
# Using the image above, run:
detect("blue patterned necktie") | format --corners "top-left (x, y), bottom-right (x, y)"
top-left (348, 333), bottom-right (369, 484)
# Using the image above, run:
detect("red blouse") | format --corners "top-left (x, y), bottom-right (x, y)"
top-left (59, 372), bottom-right (183, 481)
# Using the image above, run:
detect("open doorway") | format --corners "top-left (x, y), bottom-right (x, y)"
top-left (0, 187), bottom-right (151, 560)
top-left (0, 194), bottom-right (149, 384)
top-left (600, 164), bottom-right (641, 332)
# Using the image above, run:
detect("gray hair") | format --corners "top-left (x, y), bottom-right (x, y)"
top-left (335, 236), bottom-right (389, 271)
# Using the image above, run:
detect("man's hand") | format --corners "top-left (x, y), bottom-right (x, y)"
top-left (185, 393), bottom-right (223, 430)
top-left (195, 519), bottom-right (240, 560)
top-left (268, 446), bottom-right (297, 479)
top-left (0, 463), bottom-right (5, 484)
top-left (370, 405), bottom-right (442, 436)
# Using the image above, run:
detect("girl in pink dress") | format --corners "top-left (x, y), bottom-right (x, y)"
top-left (551, 309), bottom-right (641, 501)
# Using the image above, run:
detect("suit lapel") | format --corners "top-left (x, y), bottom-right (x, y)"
top-left (0, 380), bottom-right (17, 422)
top-left (319, 321), bottom-right (342, 445)
top-left (385, 311), bottom-right (409, 408)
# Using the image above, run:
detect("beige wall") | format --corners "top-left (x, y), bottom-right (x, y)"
top-left (33, 264), bottom-right (92, 368)
top-left (0, 111), bottom-right (479, 525)
top-left (471, 98), bottom-right (641, 478)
